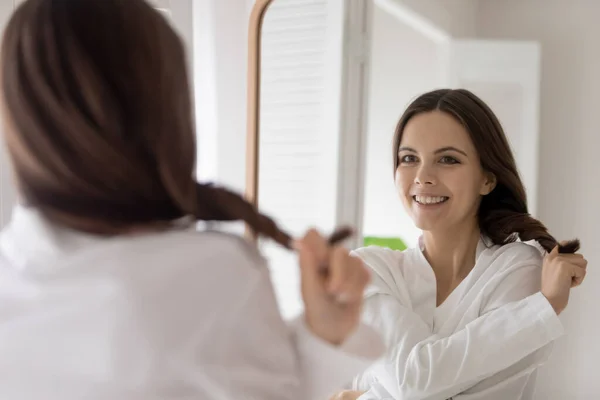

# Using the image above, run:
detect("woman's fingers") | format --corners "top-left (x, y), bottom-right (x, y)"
top-left (547, 253), bottom-right (588, 273)
top-left (570, 264), bottom-right (587, 287)
top-left (570, 256), bottom-right (588, 268)
top-left (328, 248), bottom-right (369, 304)
top-left (296, 228), bottom-right (370, 305)
top-left (558, 253), bottom-right (587, 265)
top-left (301, 228), bottom-right (329, 265)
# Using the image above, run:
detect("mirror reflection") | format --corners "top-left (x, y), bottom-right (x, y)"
top-left (253, 1), bottom-right (594, 399)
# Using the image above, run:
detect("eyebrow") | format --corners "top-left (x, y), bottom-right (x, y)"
top-left (398, 146), bottom-right (468, 157)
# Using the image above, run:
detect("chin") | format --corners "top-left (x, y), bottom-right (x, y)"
top-left (413, 219), bottom-right (439, 232)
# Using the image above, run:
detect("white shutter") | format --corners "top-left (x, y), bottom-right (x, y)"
top-left (258, 0), bottom-right (344, 318)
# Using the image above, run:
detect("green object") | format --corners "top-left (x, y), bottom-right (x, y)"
top-left (363, 236), bottom-right (407, 251)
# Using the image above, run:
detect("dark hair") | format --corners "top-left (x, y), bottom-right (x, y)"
top-left (392, 89), bottom-right (579, 254)
top-left (1, 0), bottom-right (291, 247)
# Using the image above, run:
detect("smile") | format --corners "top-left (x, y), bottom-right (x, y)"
top-left (413, 195), bottom-right (449, 205)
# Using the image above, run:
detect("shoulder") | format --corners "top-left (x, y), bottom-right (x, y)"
top-left (351, 246), bottom-right (419, 297)
top-left (478, 242), bottom-right (545, 309)
top-left (352, 245), bottom-right (415, 268)
top-left (122, 228), bottom-right (266, 268)
top-left (105, 232), bottom-right (276, 360)
top-left (352, 246), bottom-right (408, 278)
top-left (82, 229), bottom-right (270, 303)
top-left (484, 240), bottom-right (544, 272)
top-left (115, 229), bottom-right (272, 317)
top-left (152, 229), bottom-right (266, 265)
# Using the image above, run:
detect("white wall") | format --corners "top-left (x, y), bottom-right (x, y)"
top-left (192, 0), bottom-right (253, 237)
top-left (193, 0), bottom-right (251, 191)
top-left (0, 0), bottom-right (16, 227)
top-left (203, 0), bottom-right (251, 194)
top-left (477, 1), bottom-right (600, 398)
top-left (391, 0), bottom-right (478, 38)
top-left (362, 4), bottom-right (441, 247)
top-left (151, 0), bottom-right (193, 62)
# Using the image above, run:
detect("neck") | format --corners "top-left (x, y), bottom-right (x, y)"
top-left (422, 221), bottom-right (481, 281)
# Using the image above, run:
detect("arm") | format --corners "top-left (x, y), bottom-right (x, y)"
top-left (449, 259), bottom-right (557, 399)
top-left (356, 260), bottom-right (564, 400)
top-left (357, 383), bottom-right (395, 400)
top-left (222, 266), bottom-right (385, 400)
top-left (356, 341), bottom-right (555, 400)
top-left (361, 291), bottom-right (561, 400)
top-left (452, 341), bottom-right (555, 399)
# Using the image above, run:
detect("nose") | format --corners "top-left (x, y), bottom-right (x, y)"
top-left (414, 164), bottom-right (436, 185)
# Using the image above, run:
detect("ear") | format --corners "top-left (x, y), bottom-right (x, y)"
top-left (480, 172), bottom-right (497, 196)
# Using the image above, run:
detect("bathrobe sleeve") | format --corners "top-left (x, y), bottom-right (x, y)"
top-left (353, 245), bottom-right (564, 400)
top-left (218, 262), bottom-right (385, 400)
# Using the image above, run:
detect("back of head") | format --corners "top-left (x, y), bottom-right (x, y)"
top-left (1, 0), bottom-right (291, 246)
top-left (393, 89), bottom-right (579, 254)
top-left (2, 0), bottom-right (196, 231)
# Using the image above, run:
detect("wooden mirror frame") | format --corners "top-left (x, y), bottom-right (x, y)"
top-left (245, 0), bottom-right (274, 243)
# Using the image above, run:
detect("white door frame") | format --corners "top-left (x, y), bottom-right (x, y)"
top-left (335, 0), bottom-right (374, 249)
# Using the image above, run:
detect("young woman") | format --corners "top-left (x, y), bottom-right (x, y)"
top-left (331, 89), bottom-right (587, 400)
top-left (0, 1), bottom-right (384, 399)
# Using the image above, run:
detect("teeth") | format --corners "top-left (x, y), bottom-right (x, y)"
top-left (414, 195), bottom-right (448, 204)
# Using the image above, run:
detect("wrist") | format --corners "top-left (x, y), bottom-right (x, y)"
top-left (304, 315), bottom-right (345, 346)
top-left (542, 293), bottom-right (564, 315)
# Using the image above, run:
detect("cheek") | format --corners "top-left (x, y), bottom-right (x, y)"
top-left (394, 168), bottom-right (413, 195)
top-left (445, 170), bottom-right (484, 201)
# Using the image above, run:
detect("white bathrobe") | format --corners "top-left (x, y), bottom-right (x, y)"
top-left (0, 205), bottom-right (384, 400)
top-left (351, 238), bottom-right (564, 400)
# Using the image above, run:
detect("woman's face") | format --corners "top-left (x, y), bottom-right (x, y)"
top-left (395, 111), bottom-right (495, 233)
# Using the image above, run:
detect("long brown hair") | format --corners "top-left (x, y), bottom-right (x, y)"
top-left (392, 89), bottom-right (579, 254)
top-left (1, 0), bottom-right (291, 247)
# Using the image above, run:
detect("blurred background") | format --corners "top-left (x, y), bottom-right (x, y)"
top-left (0, 1), bottom-right (597, 399)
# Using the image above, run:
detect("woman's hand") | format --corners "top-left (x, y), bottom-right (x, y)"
top-left (541, 244), bottom-right (588, 315)
top-left (295, 229), bottom-right (370, 346)
top-left (329, 390), bottom-right (366, 400)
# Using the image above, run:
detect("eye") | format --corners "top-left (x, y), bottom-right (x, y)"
top-left (439, 155), bottom-right (460, 165)
top-left (399, 154), bottom-right (418, 164)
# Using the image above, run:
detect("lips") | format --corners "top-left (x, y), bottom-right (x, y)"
top-left (413, 195), bottom-right (449, 205)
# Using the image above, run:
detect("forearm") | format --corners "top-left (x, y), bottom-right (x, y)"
top-left (373, 292), bottom-right (563, 400)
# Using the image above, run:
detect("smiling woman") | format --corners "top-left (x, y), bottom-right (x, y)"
top-left (395, 110), bottom-right (496, 234)
top-left (339, 88), bottom-right (588, 400)
top-left (392, 89), bottom-right (579, 254)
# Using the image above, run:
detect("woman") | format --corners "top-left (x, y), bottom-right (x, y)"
top-left (0, 1), bottom-right (384, 399)
top-left (332, 89), bottom-right (587, 400)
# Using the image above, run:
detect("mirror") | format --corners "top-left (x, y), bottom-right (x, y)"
top-left (246, 1), bottom-right (595, 398)
top-left (246, 0), bottom-right (350, 317)
top-left (247, 0), bottom-right (542, 317)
